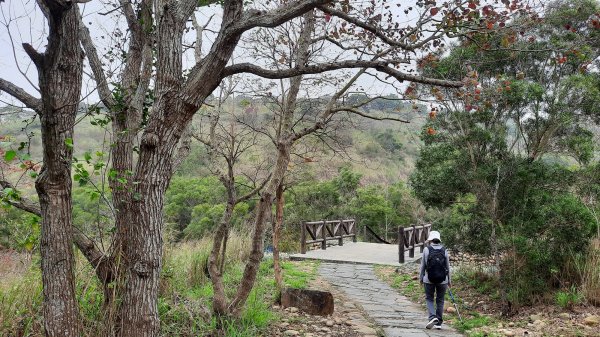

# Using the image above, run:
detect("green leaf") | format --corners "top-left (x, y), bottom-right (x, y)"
top-left (23, 241), bottom-right (34, 252)
top-left (89, 191), bottom-right (100, 201)
top-left (65, 138), bottom-right (74, 150)
top-left (4, 150), bottom-right (16, 162)
top-left (84, 151), bottom-right (92, 163)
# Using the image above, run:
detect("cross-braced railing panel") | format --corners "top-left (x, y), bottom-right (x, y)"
top-left (300, 219), bottom-right (358, 254)
top-left (397, 224), bottom-right (433, 263)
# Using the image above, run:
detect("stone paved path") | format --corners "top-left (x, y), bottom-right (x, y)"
top-left (319, 263), bottom-right (464, 337)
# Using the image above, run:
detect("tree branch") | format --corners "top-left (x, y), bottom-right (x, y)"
top-left (0, 78), bottom-right (42, 112)
top-left (318, 5), bottom-right (418, 51)
top-left (192, 14), bottom-right (214, 62)
top-left (119, 0), bottom-right (140, 35)
top-left (78, 11), bottom-right (116, 108)
top-left (177, 0), bottom-right (220, 23)
top-left (334, 107), bottom-right (409, 123)
top-left (22, 43), bottom-right (43, 66)
top-left (233, 0), bottom-right (332, 33)
top-left (171, 125), bottom-right (192, 174)
top-left (0, 179), bottom-right (113, 282)
top-left (236, 174), bottom-right (271, 204)
top-left (0, 182), bottom-right (41, 216)
top-left (223, 61), bottom-right (463, 88)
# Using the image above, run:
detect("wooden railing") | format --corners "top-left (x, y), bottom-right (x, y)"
top-left (364, 225), bottom-right (392, 244)
top-left (398, 223), bottom-right (432, 263)
top-left (300, 219), bottom-right (357, 254)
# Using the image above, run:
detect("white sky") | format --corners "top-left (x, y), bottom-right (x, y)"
top-left (0, 0), bottom-right (455, 109)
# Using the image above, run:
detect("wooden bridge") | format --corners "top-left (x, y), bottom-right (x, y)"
top-left (290, 219), bottom-right (432, 266)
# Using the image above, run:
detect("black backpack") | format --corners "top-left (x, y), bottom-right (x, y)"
top-left (426, 246), bottom-right (447, 284)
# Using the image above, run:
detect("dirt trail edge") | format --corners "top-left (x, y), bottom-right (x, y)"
top-left (319, 263), bottom-right (465, 337)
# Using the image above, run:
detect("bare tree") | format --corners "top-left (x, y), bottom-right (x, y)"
top-left (239, 9), bottom-right (422, 298)
top-left (192, 80), bottom-right (272, 316)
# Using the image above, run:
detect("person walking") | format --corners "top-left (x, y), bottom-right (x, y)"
top-left (419, 230), bottom-right (451, 330)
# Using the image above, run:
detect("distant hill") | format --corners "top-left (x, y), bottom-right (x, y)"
top-left (0, 101), bottom-right (427, 192)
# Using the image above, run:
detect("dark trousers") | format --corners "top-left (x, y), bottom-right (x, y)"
top-left (424, 283), bottom-right (447, 324)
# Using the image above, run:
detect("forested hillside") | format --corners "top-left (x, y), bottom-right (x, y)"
top-left (1, 99), bottom-right (429, 250)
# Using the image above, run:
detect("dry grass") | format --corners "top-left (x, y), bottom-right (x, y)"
top-left (0, 230), bottom-right (264, 336)
top-left (0, 250), bottom-right (32, 290)
top-left (0, 250), bottom-right (42, 336)
top-left (580, 238), bottom-right (600, 305)
top-left (164, 231), bottom-right (253, 290)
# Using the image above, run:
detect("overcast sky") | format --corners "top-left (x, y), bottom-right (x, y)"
top-left (0, 0), bottom-right (442, 109)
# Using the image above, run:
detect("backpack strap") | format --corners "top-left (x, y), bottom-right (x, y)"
top-left (440, 246), bottom-right (448, 276)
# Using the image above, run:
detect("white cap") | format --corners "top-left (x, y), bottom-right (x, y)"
top-left (427, 231), bottom-right (441, 242)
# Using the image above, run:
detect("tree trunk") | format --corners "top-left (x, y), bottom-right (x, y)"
top-left (219, 229), bottom-right (229, 275)
top-left (36, 182), bottom-right (81, 337)
top-left (273, 183), bottom-right (285, 291)
top-left (79, 1), bottom-right (153, 333)
top-left (209, 201), bottom-right (235, 316)
top-left (30, 2), bottom-right (84, 336)
top-left (117, 140), bottom-right (177, 337)
top-left (228, 144), bottom-right (291, 315)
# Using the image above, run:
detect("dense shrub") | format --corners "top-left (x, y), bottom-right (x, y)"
top-left (0, 208), bottom-right (40, 251)
top-left (435, 194), bottom-right (492, 255)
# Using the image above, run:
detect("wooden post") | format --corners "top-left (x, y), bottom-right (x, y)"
top-left (338, 221), bottom-right (344, 246)
top-left (353, 220), bottom-right (357, 242)
top-left (409, 225), bottom-right (416, 258)
top-left (398, 227), bottom-right (405, 263)
top-left (420, 226), bottom-right (425, 253)
top-left (321, 220), bottom-right (327, 250)
top-left (301, 222), bottom-right (307, 254)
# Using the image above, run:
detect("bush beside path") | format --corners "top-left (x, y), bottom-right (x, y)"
top-left (375, 259), bottom-right (600, 337)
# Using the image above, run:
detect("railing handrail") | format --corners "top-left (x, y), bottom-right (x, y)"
top-left (365, 225), bottom-right (392, 244)
top-left (398, 223), bottom-right (433, 263)
top-left (300, 219), bottom-right (357, 254)
top-left (304, 219), bottom-right (355, 225)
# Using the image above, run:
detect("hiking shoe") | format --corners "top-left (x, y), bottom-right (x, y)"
top-left (426, 318), bottom-right (439, 329)
top-left (434, 324), bottom-right (442, 330)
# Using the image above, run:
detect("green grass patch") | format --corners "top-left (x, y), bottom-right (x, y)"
top-left (455, 312), bottom-right (494, 332)
top-left (281, 260), bottom-right (318, 289)
top-left (454, 266), bottom-right (500, 298)
top-left (555, 287), bottom-right (582, 309)
top-left (379, 267), bottom-right (422, 301)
